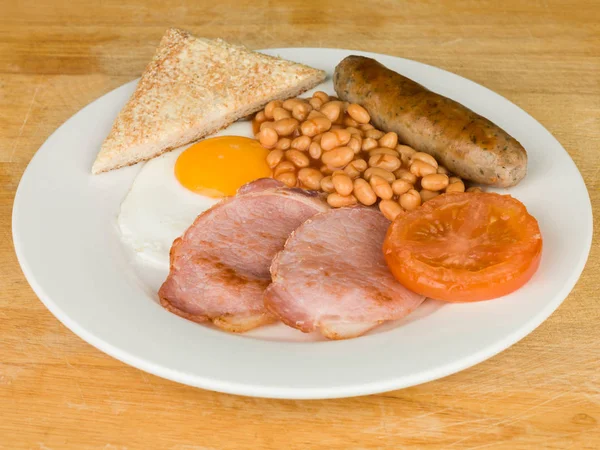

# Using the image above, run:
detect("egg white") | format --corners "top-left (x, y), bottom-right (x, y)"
top-left (117, 146), bottom-right (219, 269)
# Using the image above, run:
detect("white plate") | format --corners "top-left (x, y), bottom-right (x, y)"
top-left (12, 48), bottom-right (592, 399)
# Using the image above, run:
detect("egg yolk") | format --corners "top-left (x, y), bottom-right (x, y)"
top-left (175, 136), bottom-right (271, 197)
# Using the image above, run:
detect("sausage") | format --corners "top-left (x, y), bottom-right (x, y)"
top-left (333, 56), bottom-right (527, 187)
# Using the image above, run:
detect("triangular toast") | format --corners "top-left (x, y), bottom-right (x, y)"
top-left (92, 28), bottom-right (326, 174)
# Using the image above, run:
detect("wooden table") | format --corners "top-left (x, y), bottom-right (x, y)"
top-left (1, 1), bottom-right (599, 448)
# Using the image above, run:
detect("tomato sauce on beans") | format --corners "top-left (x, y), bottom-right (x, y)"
top-left (252, 92), bottom-right (482, 218)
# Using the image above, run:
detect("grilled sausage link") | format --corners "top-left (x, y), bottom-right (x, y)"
top-left (333, 56), bottom-right (527, 187)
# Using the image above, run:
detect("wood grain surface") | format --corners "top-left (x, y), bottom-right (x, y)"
top-left (1, 1), bottom-right (599, 448)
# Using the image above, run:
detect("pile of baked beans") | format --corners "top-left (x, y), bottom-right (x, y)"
top-left (252, 91), bottom-right (481, 221)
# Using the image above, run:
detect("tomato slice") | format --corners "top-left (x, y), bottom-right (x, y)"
top-left (383, 192), bottom-right (542, 302)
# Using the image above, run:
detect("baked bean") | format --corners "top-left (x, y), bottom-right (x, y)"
top-left (397, 145), bottom-right (416, 166)
top-left (353, 178), bottom-right (377, 206)
top-left (449, 176), bottom-right (462, 184)
top-left (421, 173), bottom-right (449, 191)
top-left (370, 175), bottom-right (394, 200)
top-left (344, 164), bottom-right (360, 180)
top-left (320, 176), bottom-right (335, 193)
top-left (266, 149), bottom-right (284, 168)
top-left (265, 100), bottom-right (283, 119)
top-left (273, 160), bottom-right (296, 177)
top-left (361, 138), bottom-right (378, 151)
top-left (320, 132), bottom-right (340, 151)
top-left (320, 165), bottom-right (334, 175)
top-left (348, 136), bottom-right (362, 153)
top-left (258, 127), bottom-right (278, 148)
top-left (419, 189), bottom-right (440, 202)
top-left (364, 167), bottom-right (395, 184)
top-left (300, 120), bottom-right (318, 137)
top-left (255, 110), bottom-right (267, 124)
top-left (313, 91), bottom-right (330, 103)
top-left (399, 189), bottom-right (422, 210)
top-left (410, 159), bottom-right (437, 177)
top-left (330, 124), bottom-right (343, 130)
top-left (379, 132), bottom-right (398, 149)
top-left (347, 103), bottom-right (370, 124)
top-left (313, 116), bottom-right (332, 133)
top-left (259, 121), bottom-right (276, 131)
top-left (327, 193), bottom-right (357, 208)
top-left (309, 97), bottom-right (323, 110)
top-left (379, 200), bottom-right (404, 221)
top-left (331, 129), bottom-right (351, 146)
top-left (437, 165), bottom-right (449, 175)
top-left (292, 103), bottom-right (311, 121)
top-left (343, 116), bottom-right (359, 127)
top-left (344, 159), bottom-right (367, 178)
top-left (319, 102), bottom-right (342, 122)
top-left (369, 154), bottom-right (401, 172)
top-left (344, 163), bottom-right (361, 179)
top-left (365, 129), bottom-right (384, 140)
top-left (322, 147), bottom-right (354, 168)
top-left (392, 179), bottom-right (413, 196)
top-left (394, 168), bottom-right (418, 184)
top-left (274, 118), bottom-right (299, 136)
top-left (297, 168), bottom-right (323, 190)
top-left (332, 172), bottom-right (354, 196)
top-left (272, 107), bottom-right (291, 121)
top-left (285, 149), bottom-right (310, 168)
top-left (282, 98), bottom-right (304, 111)
top-left (411, 152), bottom-right (439, 169)
top-left (307, 110), bottom-right (326, 120)
top-left (359, 123), bottom-right (374, 131)
top-left (275, 171), bottom-right (297, 188)
top-left (291, 135), bottom-right (311, 151)
top-left (345, 126), bottom-right (363, 137)
top-left (467, 186), bottom-right (483, 193)
top-left (369, 147), bottom-right (399, 157)
top-left (275, 138), bottom-right (291, 150)
top-left (394, 169), bottom-right (417, 184)
top-left (312, 133), bottom-right (323, 143)
top-left (351, 159), bottom-right (368, 172)
top-left (308, 142), bottom-right (322, 160)
top-left (446, 180), bottom-right (465, 193)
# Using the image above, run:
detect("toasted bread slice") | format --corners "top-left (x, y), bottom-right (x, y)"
top-left (92, 28), bottom-right (326, 174)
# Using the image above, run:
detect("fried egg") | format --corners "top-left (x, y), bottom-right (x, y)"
top-left (118, 135), bottom-right (271, 268)
top-left (175, 136), bottom-right (271, 197)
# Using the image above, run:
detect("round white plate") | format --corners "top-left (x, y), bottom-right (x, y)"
top-left (13, 48), bottom-right (592, 399)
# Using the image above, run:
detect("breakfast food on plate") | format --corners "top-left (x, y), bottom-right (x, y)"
top-left (174, 136), bottom-right (271, 197)
top-left (106, 36), bottom-right (540, 340)
top-left (92, 28), bottom-right (326, 174)
top-left (264, 207), bottom-right (425, 339)
top-left (384, 192), bottom-right (543, 302)
top-left (252, 91), bottom-right (474, 220)
top-left (333, 56), bottom-right (528, 187)
top-left (118, 136), bottom-right (272, 267)
top-left (158, 180), bottom-right (329, 332)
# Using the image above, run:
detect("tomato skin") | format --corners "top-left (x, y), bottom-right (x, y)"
top-left (383, 192), bottom-right (543, 302)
